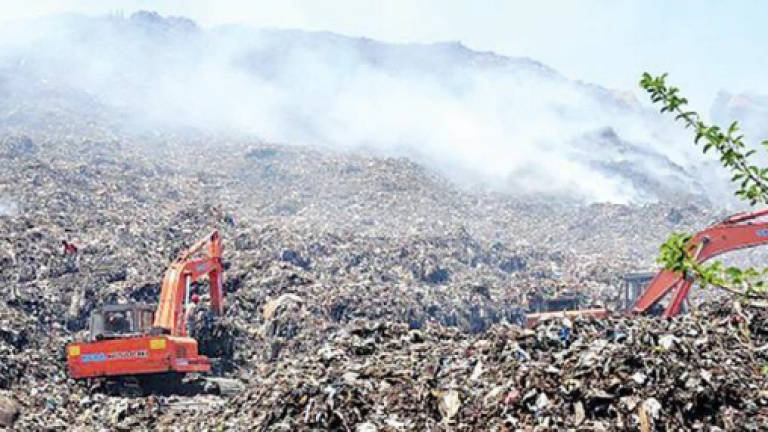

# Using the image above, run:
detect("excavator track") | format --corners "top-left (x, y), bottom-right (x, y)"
top-left (190, 376), bottom-right (244, 396)
top-left (92, 372), bottom-right (243, 397)
top-left (102, 376), bottom-right (144, 398)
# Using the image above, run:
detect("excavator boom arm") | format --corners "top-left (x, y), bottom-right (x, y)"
top-left (633, 208), bottom-right (768, 317)
top-left (153, 230), bottom-right (225, 335)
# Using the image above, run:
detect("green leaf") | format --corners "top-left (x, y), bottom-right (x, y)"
top-left (726, 267), bottom-right (743, 279)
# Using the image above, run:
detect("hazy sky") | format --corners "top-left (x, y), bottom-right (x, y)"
top-left (2, 0), bottom-right (766, 108)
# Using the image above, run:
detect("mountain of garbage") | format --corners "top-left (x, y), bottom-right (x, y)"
top-left (1, 10), bottom-right (765, 431)
top-left (0, 119), bottom-right (763, 429)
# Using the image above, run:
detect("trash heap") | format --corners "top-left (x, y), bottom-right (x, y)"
top-left (139, 302), bottom-right (765, 431)
top-left (1, 126), bottom-right (767, 430)
top-left (5, 298), bottom-right (768, 430)
top-left (0, 308), bottom-right (34, 390)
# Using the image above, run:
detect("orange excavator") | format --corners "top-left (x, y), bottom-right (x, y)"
top-left (66, 230), bottom-right (229, 392)
top-left (526, 208), bottom-right (768, 326)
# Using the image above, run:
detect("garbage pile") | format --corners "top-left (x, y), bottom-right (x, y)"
top-left (171, 302), bottom-right (768, 431)
top-left (1, 126), bottom-right (766, 429)
top-left (6, 301), bottom-right (768, 430)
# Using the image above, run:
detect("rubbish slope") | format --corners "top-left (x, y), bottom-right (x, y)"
top-left (1, 128), bottom-right (766, 430)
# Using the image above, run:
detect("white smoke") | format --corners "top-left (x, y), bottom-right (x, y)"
top-left (0, 11), bottom-right (722, 203)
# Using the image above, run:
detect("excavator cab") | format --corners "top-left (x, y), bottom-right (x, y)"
top-left (618, 273), bottom-right (654, 311)
top-left (89, 304), bottom-right (156, 341)
top-left (527, 291), bottom-right (587, 313)
top-left (524, 291), bottom-right (608, 327)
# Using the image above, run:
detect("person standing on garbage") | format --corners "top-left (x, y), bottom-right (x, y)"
top-left (61, 240), bottom-right (79, 273)
top-left (559, 317), bottom-right (573, 347)
top-left (185, 293), bottom-right (200, 337)
top-left (223, 214), bottom-right (235, 229)
top-left (212, 205), bottom-right (236, 229)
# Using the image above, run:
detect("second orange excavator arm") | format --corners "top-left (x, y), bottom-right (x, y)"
top-left (153, 230), bottom-right (225, 336)
top-left (633, 208), bottom-right (768, 317)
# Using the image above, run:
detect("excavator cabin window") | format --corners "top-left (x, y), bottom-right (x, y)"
top-left (105, 311), bottom-right (133, 334)
top-left (89, 304), bottom-right (156, 340)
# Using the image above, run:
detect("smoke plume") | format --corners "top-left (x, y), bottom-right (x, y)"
top-left (0, 11), bottom-right (723, 203)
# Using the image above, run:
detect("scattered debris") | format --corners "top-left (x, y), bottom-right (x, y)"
top-left (0, 394), bottom-right (19, 427)
top-left (0, 126), bottom-right (763, 429)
